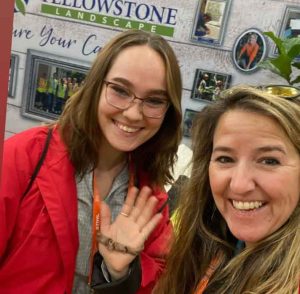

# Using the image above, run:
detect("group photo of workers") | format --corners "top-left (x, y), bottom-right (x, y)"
top-left (34, 64), bottom-right (86, 116)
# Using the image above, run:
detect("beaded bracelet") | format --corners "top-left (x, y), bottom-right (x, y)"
top-left (97, 232), bottom-right (144, 256)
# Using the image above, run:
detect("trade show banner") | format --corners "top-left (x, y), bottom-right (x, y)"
top-left (5, 0), bottom-right (294, 144)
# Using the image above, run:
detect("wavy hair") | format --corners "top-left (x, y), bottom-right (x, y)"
top-left (154, 85), bottom-right (300, 293)
top-left (58, 29), bottom-right (182, 186)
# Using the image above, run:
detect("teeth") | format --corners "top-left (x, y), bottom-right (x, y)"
top-left (116, 122), bottom-right (139, 133)
top-left (232, 200), bottom-right (263, 211)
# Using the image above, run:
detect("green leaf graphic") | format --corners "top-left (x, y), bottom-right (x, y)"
top-left (16, 0), bottom-right (26, 15)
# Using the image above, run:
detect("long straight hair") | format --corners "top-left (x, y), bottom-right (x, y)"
top-left (58, 30), bottom-right (182, 186)
top-left (154, 86), bottom-right (300, 294)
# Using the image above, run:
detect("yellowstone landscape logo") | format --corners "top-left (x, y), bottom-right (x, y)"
top-left (15, 0), bottom-right (30, 15)
top-left (40, 0), bottom-right (177, 37)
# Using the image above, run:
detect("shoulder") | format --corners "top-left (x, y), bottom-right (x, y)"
top-left (4, 126), bottom-right (66, 166)
top-left (5, 126), bottom-right (49, 154)
top-left (2, 127), bottom-right (52, 190)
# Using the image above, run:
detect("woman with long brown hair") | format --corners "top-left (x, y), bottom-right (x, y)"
top-left (0, 29), bottom-right (182, 294)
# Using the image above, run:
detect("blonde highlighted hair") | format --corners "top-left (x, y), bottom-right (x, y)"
top-left (155, 85), bottom-right (300, 294)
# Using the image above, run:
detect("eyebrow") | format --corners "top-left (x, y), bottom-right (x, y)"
top-left (256, 146), bottom-right (287, 155)
top-left (110, 77), bottom-right (168, 96)
top-left (212, 146), bottom-right (232, 153)
top-left (212, 145), bottom-right (287, 155)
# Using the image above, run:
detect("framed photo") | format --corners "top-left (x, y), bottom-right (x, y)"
top-left (21, 49), bottom-right (89, 122)
top-left (276, 6), bottom-right (300, 58)
top-left (183, 109), bottom-right (199, 137)
top-left (232, 28), bottom-right (267, 73)
top-left (191, 0), bottom-right (231, 46)
top-left (191, 69), bottom-right (231, 102)
top-left (8, 54), bottom-right (18, 98)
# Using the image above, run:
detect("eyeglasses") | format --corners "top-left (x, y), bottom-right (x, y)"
top-left (259, 85), bottom-right (300, 99)
top-left (103, 80), bottom-right (170, 119)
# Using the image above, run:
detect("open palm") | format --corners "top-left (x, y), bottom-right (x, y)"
top-left (98, 186), bottom-right (163, 280)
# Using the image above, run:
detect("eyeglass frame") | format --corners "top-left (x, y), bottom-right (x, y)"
top-left (102, 80), bottom-right (170, 119)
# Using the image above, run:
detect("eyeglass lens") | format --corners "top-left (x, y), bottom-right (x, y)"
top-left (105, 82), bottom-right (169, 118)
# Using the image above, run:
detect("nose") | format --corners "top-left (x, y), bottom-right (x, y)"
top-left (122, 99), bottom-right (144, 121)
top-left (229, 162), bottom-right (256, 194)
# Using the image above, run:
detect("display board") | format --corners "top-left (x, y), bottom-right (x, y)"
top-left (5, 0), bottom-right (298, 146)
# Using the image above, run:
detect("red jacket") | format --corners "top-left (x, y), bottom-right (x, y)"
top-left (0, 127), bottom-right (172, 293)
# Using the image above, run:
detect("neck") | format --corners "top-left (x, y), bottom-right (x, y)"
top-left (94, 150), bottom-right (127, 200)
top-left (96, 154), bottom-right (127, 172)
top-left (96, 140), bottom-right (127, 172)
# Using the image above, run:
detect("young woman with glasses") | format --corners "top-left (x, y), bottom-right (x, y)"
top-left (0, 29), bottom-right (182, 294)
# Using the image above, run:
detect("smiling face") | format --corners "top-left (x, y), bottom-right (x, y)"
top-left (97, 44), bottom-right (167, 154)
top-left (209, 110), bottom-right (300, 246)
top-left (249, 34), bottom-right (257, 44)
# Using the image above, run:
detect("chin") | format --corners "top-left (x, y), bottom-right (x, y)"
top-left (229, 227), bottom-right (263, 245)
top-left (111, 142), bottom-right (140, 153)
top-left (233, 233), bottom-right (264, 246)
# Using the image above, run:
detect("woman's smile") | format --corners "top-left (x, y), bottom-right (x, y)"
top-left (113, 120), bottom-right (142, 134)
top-left (231, 199), bottom-right (264, 210)
top-left (98, 45), bottom-right (167, 153)
top-left (209, 110), bottom-right (300, 246)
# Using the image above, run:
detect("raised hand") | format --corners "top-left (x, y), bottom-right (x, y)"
top-left (97, 186), bottom-right (163, 280)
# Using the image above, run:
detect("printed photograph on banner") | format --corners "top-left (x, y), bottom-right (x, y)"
top-left (21, 50), bottom-right (89, 122)
top-left (190, 0), bottom-right (231, 47)
top-left (191, 69), bottom-right (231, 102)
top-left (232, 28), bottom-right (267, 73)
top-left (183, 109), bottom-right (199, 137)
top-left (275, 6), bottom-right (300, 59)
top-left (8, 54), bottom-right (18, 98)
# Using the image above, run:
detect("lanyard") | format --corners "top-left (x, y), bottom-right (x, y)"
top-left (88, 174), bottom-right (101, 285)
top-left (194, 255), bottom-right (221, 294)
top-left (88, 156), bottom-right (135, 285)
